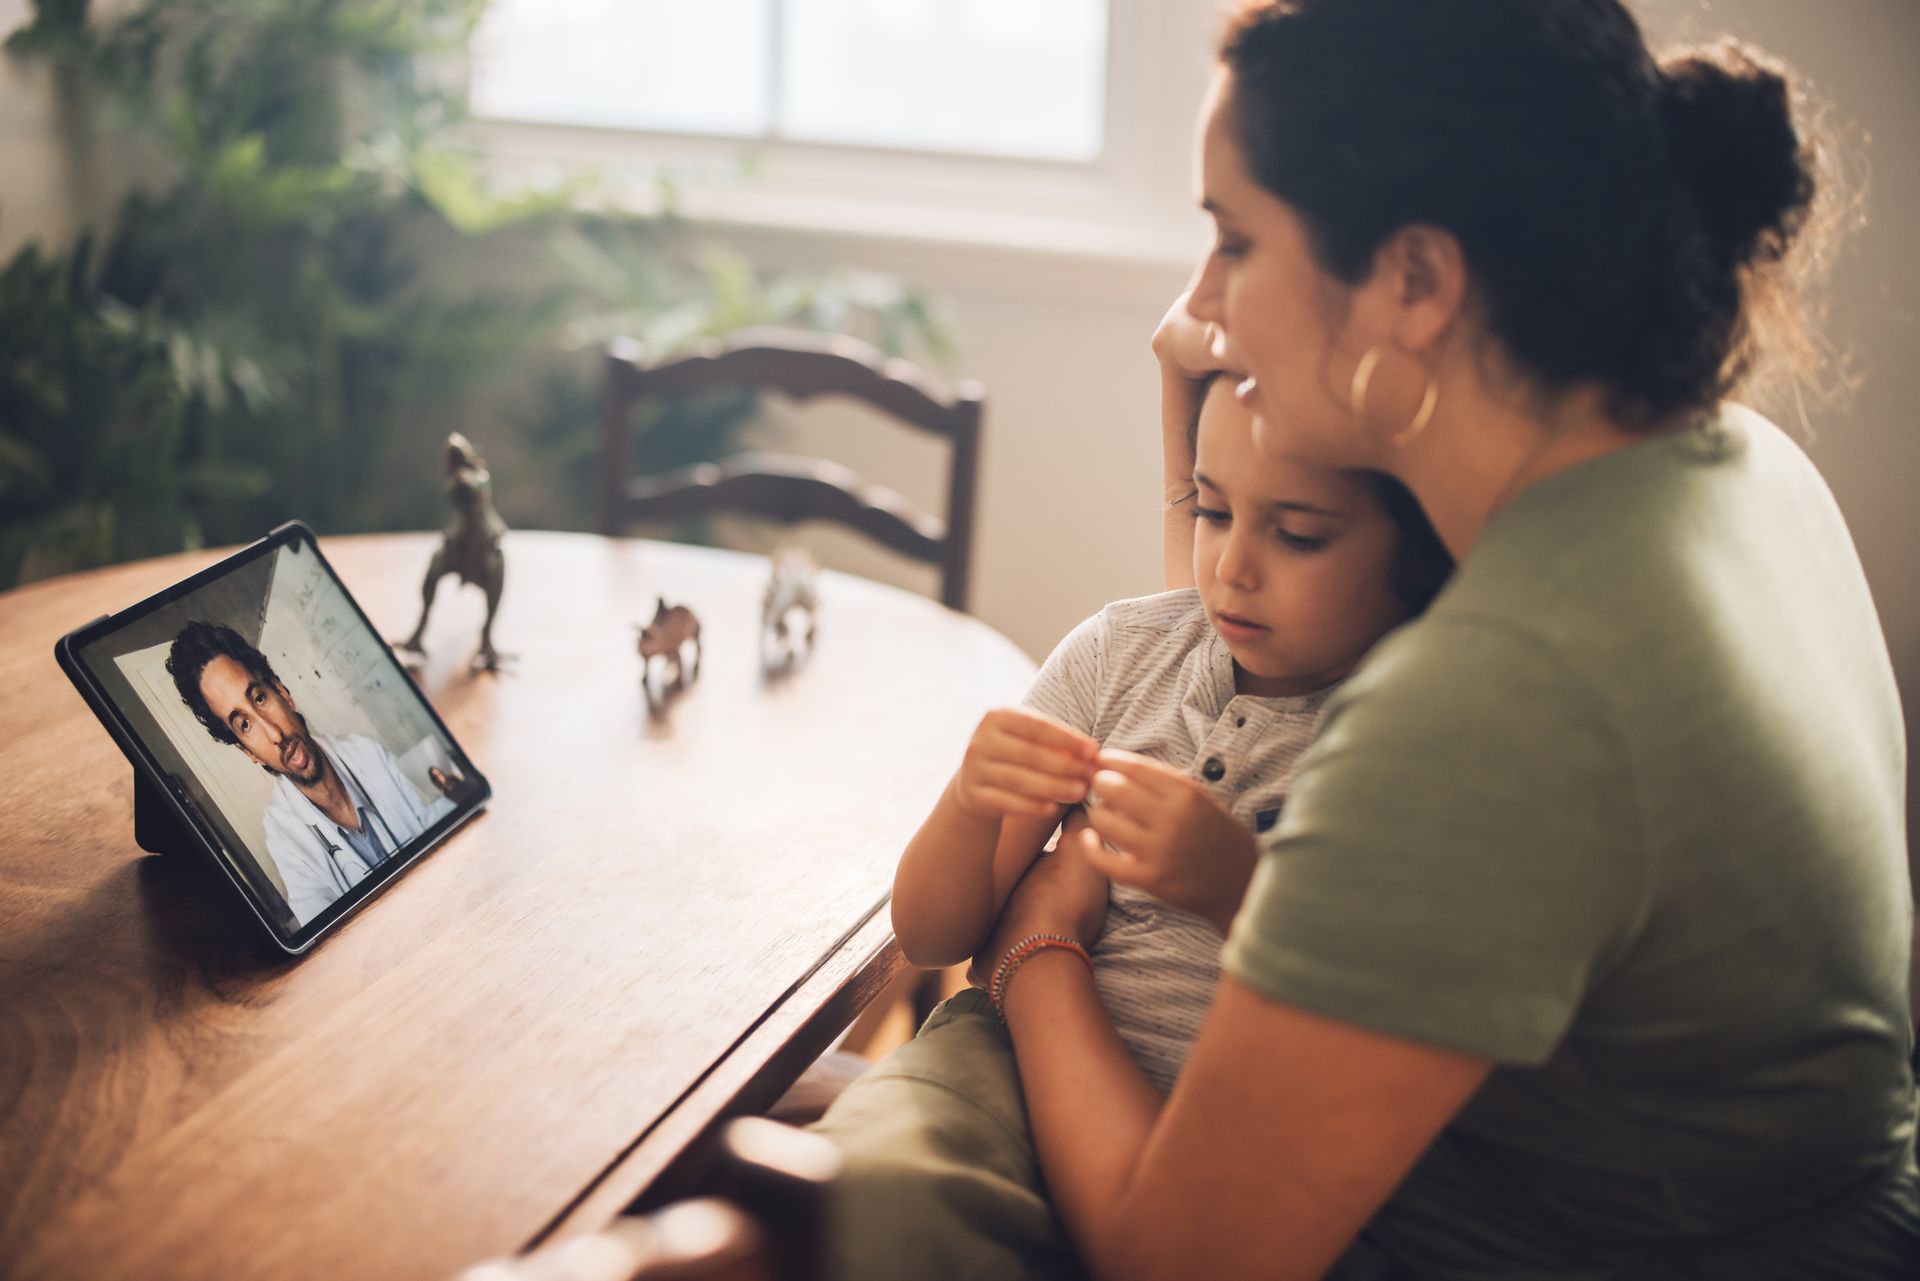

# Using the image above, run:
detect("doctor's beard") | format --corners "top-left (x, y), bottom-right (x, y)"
top-left (276, 712), bottom-right (325, 787)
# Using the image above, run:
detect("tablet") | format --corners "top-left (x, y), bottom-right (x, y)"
top-left (55, 521), bottom-right (490, 954)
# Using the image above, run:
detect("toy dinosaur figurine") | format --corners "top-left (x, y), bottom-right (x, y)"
top-left (637, 597), bottom-right (702, 710)
top-left (396, 432), bottom-right (509, 672)
top-left (762, 548), bottom-right (819, 669)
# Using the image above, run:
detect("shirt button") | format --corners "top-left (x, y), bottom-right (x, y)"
top-left (1202, 757), bottom-right (1226, 782)
top-left (1235, 716), bottom-right (1247, 728)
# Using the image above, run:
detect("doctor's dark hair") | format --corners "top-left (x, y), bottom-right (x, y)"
top-left (167, 620), bottom-right (285, 747)
top-left (1220, 0), bottom-right (1842, 428)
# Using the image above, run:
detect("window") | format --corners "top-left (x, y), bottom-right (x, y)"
top-left (471, 0), bottom-right (1109, 163)
top-left (468, 1), bottom-right (1213, 271)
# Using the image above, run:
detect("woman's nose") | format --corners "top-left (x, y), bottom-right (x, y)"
top-left (1187, 257), bottom-right (1225, 324)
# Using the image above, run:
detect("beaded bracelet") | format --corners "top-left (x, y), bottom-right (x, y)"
top-left (988, 933), bottom-right (1093, 1016)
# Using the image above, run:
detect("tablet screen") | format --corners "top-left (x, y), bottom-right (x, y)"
top-left (66, 528), bottom-right (485, 945)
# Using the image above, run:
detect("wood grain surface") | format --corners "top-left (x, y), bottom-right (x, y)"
top-left (0, 530), bottom-right (1034, 1281)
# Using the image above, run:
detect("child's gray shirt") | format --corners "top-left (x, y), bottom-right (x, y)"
top-left (1022, 589), bottom-right (1334, 1094)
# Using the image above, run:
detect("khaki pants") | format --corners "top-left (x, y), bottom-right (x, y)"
top-left (809, 988), bottom-right (1089, 1281)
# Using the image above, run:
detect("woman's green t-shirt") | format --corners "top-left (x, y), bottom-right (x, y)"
top-left (1223, 408), bottom-right (1919, 1276)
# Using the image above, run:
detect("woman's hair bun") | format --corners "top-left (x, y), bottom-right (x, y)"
top-left (1658, 39), bottom-right (1816, 270)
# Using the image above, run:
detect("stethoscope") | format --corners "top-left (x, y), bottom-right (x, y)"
top-left (305, 758), bottom-right (404, 896)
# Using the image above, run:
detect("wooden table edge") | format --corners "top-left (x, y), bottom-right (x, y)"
top-left (526, 902), bottom-right (908, 1249)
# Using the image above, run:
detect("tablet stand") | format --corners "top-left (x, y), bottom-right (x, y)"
top-left (134, 771), bottom-right (201, 858)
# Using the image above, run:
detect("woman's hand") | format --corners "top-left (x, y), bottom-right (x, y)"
top-left (1069, 749), bottom-right (1259, 933)
top-left (969, 810), bottom-right (1111, 988)
top-left (1152, 289), bottom-right (1230, 381)
top-left (952, 707), bottom-right (1099, 820)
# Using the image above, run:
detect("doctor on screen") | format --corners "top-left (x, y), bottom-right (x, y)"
top-left (166, 620), bottom-right (456, 925)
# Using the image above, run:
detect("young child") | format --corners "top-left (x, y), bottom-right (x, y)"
top-left (889, 374), bottom-right (1451, 1092)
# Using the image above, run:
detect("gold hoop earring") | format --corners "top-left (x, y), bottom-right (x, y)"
top-left (1394, 377), bottom-right (1440, 448)
top-left (1348, 346), bottom-right (1383, 420)
top-left (1349, 344), bottom-right (1439, 448)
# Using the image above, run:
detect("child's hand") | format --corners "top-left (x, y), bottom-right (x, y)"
top-left (1069, 749), bottom-right (1260, 933)
top-left (952, 708), bottom-right (1099, 821)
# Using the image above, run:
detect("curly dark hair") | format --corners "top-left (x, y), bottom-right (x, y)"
top-left (166, 620), bottom-right (284, 747)
top-left (1219, 0), bottom-right (1839, 429)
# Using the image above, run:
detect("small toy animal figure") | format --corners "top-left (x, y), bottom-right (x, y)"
top-left (396, 433), bottom-right (509, 672)
top-left (637, 597), bottom-right (702, 710)
top-left (762, 548), bottom-right (819, 669)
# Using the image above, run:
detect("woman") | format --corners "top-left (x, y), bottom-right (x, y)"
top-left (971, 1), bottom-right (1918, 1277)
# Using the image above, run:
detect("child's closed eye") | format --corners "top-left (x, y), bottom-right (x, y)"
top-left (1195, 504), bottom-right (1328, 552)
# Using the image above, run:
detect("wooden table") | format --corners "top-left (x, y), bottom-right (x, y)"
top-left (0, 531), bottom-right (1035, 1281)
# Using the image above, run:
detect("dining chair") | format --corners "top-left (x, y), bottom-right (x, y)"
top-left (597, 329), bottom-right (986, 613)
top-left (455, 1119), bottom-right (839, 1281)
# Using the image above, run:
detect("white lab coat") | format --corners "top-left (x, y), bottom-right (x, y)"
top-left (264, 733), bottom-right (457, 926)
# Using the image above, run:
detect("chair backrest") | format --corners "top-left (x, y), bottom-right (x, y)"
top-left (598, 329), bottom-right (985, 613)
